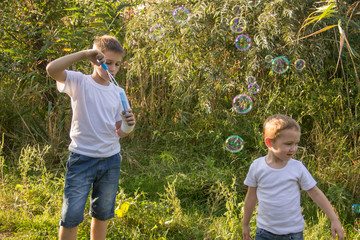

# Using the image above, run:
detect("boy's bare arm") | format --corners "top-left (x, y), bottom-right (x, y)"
top-left (307, 186), bottom-right (344, 240)
top-left (242, 186), bottom-right (257, 240)
top-left (46, 49), bottom-right (106, 83)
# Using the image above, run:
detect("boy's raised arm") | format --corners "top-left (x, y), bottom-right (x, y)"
top-left (46, 49), bottom-right (105, 83)
top-left (307, 186), bottom-right (344, 240)
top-left (242, 186), bottom-right (258, 240)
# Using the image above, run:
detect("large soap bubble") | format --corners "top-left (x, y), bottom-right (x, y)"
top-left (235, 35), bottom-right (251, 51)
top-left (272, 56), bottom-right (290, 74)
top-left (173, 7), bottom-right (190, 24)
top-left (294, 59), bottom-right (306, 71)
top-left (232, 5), bottom-right (242, 15)
top-left (265, 55), bottom-right (274, 63)
top-left (248, 82), bottom-right (260, 94)
top-left (233, 94), bottom-right (253, 114)
top-left (353, 204), bottom-right (360, 214)
top-left (149, 24), bottom-right (165, 39)
top-left (225, 135), bottom-right (244, 153)
top-left (230, 17), bottom-right (246, 33)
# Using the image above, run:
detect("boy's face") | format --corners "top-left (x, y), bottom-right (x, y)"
top-left (266, 128), bottom-right (300, 162)
top-left (93, 50), bottom-right (123, 82)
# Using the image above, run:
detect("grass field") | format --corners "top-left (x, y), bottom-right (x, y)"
top-left (0, 133), bottom-right (359, 239)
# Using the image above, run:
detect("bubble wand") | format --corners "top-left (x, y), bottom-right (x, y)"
top-left (99, 61), bottom-right (133, 127)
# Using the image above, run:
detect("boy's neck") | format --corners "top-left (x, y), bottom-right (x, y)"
top-left (265, 152), bottom-right (289, 169)
top-left (92, 72), bottom-right (110, 86)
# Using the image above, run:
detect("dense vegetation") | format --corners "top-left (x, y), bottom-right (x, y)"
top-left (0, 0), bottom-right (359, 239)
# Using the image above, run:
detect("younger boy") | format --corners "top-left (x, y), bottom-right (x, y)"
top-left (46, 35), bottom-right (135, 240)
top-left (242, 114), bottom-right (344, 240)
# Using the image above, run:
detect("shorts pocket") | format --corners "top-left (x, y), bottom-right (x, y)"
top-left (66, 152), bottom-right (81, 170)
top-left (256, 228), bottom-right (265, 235)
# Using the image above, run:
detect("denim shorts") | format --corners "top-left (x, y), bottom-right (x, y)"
top-left (255, 228), bottom-right (303, 240)
top-left (60, 152), bottom-right (121, 228)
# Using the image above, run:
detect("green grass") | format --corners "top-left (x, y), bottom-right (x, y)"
top-left (0, 136), bottom-right (359, 239)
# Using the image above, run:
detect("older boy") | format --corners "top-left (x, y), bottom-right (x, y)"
top-left (46, 35), bottom-right (135, 240)
top-left (242, 114), bottom-right (344, 240)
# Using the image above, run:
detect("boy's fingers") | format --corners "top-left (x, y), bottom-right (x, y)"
top-left (331, 229), bottom-right (336, 239)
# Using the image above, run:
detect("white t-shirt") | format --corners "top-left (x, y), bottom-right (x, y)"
top-left (244, 156), bottom-right (317, 235)
top-left (57, 70), bottom-right (130, 158)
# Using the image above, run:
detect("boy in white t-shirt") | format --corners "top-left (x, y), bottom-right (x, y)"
top-left (242, 114), bottom-right (344, 240)
top-left (46, 35), bottom-right (135, 240)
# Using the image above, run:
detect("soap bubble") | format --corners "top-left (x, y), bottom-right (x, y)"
top-left (265, 55), bottom-right (273, 63)
top-left (233, 94), bottom-right (253, 114)
top-left (272, 56), bottom-right (290, 74)
top-left (248, 82), bottom-right (260, 94)
top-left (149, 24), bottom-right (165, 39)
top-left (173, 7), bottom-right (190, 24)
top-left (294, 59), bottom-right (306, 70)
top-left (235, 35), bottom-right (251, 51)
top-left (353, 204), bottom-right (360, 214)
top-left (232, 5), bottom-right (242, 15)
top-left (248, 0), bottom-right (261, 7)
top-left (230, 17), bottom-right (246, 33)
top-left (246, 76), bottom-right (256, 84)
top-left (225, 135), bottom-right (244, 153)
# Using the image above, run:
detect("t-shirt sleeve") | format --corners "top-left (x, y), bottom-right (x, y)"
top-left (299, 163), bottom-right (317, 191)
top-left (56, 70), bottom-right (84, 98)
top-left (244, 161), bottom-right (258, 187)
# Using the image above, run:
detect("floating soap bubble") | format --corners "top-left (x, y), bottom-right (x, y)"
top-left (232, 5), bottom-right (242, 15)
top-left (225, 135), bottom-right (244, 153)
top-left (230, 17), bottom-right (246, 33)
top-left (235, 35), bottom-right (251, 51)
top-left (294, 59), bottom-right (306, 70)
top-left (149, 24), bottom-right (165, 39)
top-left (272, 56), bottom-right (290, 74)
top-left (265, 55), bottom-right (273, 63)
top-left (232, 94), bottom-right (253, 114)
top-left (353, 204), bottom-right (360, 214)
top-left (248, 0), bottom-right (261, 7)
top-left (173, 7), bottom-right (190, 24)
top-left (246, 76), bottom-right (256, 84)
top-left (248, 82), bottom-right (260, 94)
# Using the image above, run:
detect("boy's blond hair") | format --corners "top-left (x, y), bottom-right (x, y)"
top-left (264, 114), bottom-right (300, 139)
top-left (93, 35), bottom-right (124, 56)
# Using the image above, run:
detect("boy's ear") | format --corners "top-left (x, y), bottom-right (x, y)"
top-left (265, 137), bottom-right (272, 148)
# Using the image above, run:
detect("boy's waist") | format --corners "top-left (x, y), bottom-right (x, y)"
top-left (68, 141), bottom-right (121, 158)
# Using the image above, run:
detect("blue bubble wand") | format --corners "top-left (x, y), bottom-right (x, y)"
top-left (99, 61), bottom-right (133, 126)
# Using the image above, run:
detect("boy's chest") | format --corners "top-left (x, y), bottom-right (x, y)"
top-left (257, 169), bottom-right (300, 188)
top-left (83, 86), bottom-right (120, 115)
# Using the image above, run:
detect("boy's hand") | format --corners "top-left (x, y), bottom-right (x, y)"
top-left (242, 224), bottom-right (252, 240)
top-left (123, 109), bottom-right (136, 126)
top-left (331, 220), bottom-right (344, 240)
top-left (84, 49), bottom-right (106, 66)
